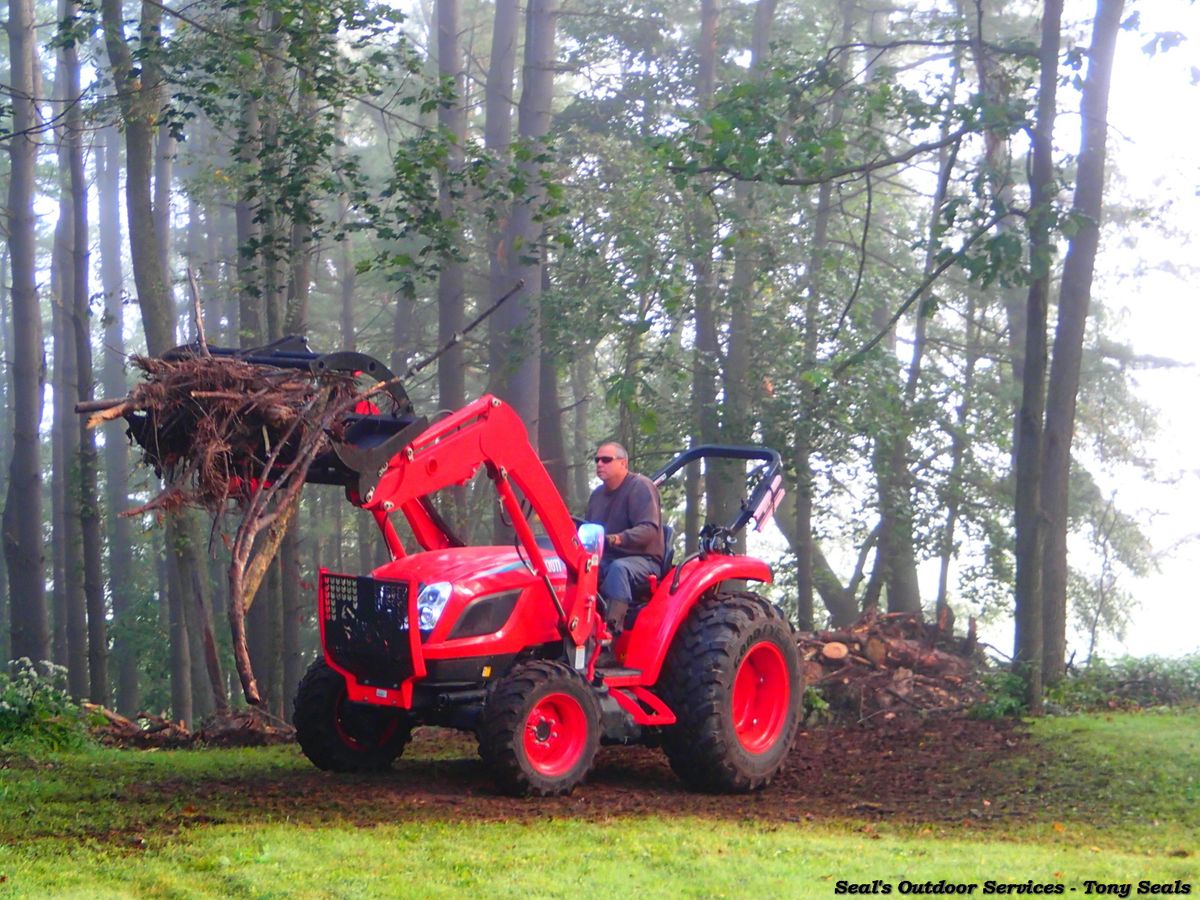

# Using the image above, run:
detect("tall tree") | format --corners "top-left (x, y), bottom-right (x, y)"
top-left (4, 0), bottom-right (50, 665)
top-left (687, 0), bottom-right (726, 550)
top-left (1040, 0), bottom-right (1125, 685)
top-left (1012, 0), bottom-right (1064, 714)
top-left (491, 0), bottom-right (561, 427)
top-left (436, 0), bottom-right (467, 417)
top-left (101, 0), bottom-right (219, 722)
top-left (52, 13), bottom-right (89, 696)
top-left (0, 248), bottom-right (10, 666)
top-left (62, 0), bottom-right (108, 701)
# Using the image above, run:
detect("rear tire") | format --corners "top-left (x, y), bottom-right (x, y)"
top-left (293, 658), bottom-right (412, 772)
top-left (478, 660), bottom-right (601, 796)
top-left (659, 592), bottom-right (801, 792)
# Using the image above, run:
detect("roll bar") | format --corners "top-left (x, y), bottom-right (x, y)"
top-left (652, 444), bottom-right (785, 536)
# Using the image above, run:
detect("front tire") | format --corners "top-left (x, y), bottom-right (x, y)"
top-left (478, 660), bottom-right (601, 796)
top-left (659, 592), bottom-right (801, 792)
top-left (293, 658), bottom-right (412, 772)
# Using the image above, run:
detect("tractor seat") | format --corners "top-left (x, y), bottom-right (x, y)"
top-left (659, 522), bottom-right (676, 579)
top-left (628, 523), bottom-right (675, 608)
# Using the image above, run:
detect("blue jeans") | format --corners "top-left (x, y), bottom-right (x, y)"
top-left (598, 554), bottom-right (662, 604)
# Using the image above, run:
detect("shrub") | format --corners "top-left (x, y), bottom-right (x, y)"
top-left (969, 669), bottom-right (1028, 719)
top-left (802, 685), bottom-right (833, 725)
top-left (1047, 654), bottom-right (1200, 713)
top-left (0, 659), bottom-right (94, 753)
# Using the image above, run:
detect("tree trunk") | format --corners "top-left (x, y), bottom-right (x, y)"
top-left (55, 6), bottom-right (107, 699)
top-left (436, 0), bottom-right (467, 417)
top-left (688, 0), bottom-right (728, 535)
top-left (862, 5), bottom-right (923, 616)
top-left (491, 0), bottom-right (559, 428)
top-left (58, 2), bottom-right (107, 701)
top-left (1040, 0), bottom-right (1124, 686)
top-left (164, 522), bottom-right (193, 726)
top-left (1013, 0), bottom-right (1064, 715)
top-left (5, 0), bottom-right (50, 665)
top-left (281, 526), bottom-right (305, 719)
top-left (50, 252), bottom-right (69, 669)
top-left (98, 126), bottom-right (139, 713)
top-left (792, 0), bottom-right (854, 617)
top-left (155, 123), bottom-right (177, 339)
top-left (485, 0), bottom-right (519, 375)
top-left (569, 357), bottom-right (592, 510)
top-left (724, 0), bottom-right (777, 446)
top-left (968, 0), bottom-right (1027, 462)
top-left (282, 176), bottom-right (313, 715)
top-left (52, 39), bottom-right (89, 694)
top-left (237, 96), bottom-right (264, 347)
top-left (483, 0), bottom-right (520, 542)
top-left (539, 336), bottom-right (570, 497)
top-left (102, 0), bottom-right (223, 720)
top-left (100, 0), bottom-right (174, 355)
top-left (793, 179), bottom-right (833, 631)
top-left (0, 249), bottom-right (11, 667)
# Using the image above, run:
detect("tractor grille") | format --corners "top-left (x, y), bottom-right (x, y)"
top-left (322, 573), bottom-right (413, 689)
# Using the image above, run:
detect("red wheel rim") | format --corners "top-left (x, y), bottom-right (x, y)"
top-left (732, 640), bottom-right (791, 753)
top-left (523, 692), bottom-right (588, 777)
top-left (334, 694), bottom-right (398, 751)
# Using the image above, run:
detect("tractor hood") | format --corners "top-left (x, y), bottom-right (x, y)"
top-left (370, 545), bottom-right (570, 597)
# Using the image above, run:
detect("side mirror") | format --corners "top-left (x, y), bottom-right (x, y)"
top-left (577, 522), bottom-right (605, 553)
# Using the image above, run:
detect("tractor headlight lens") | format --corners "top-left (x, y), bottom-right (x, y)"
top-left (416, 582), bottom-right (453, 632)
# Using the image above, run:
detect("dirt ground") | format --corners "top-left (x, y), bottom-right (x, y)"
top-left (163, 715), bottom-right (1030, 827)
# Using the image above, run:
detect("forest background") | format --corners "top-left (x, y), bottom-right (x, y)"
top-left (1, 0), bottom-right (1197, 725)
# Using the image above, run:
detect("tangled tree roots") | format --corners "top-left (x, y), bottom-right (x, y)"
top-left (99, 355), bottom-right (362, 515)
top-left (84, 351), bottom-right (393, 706)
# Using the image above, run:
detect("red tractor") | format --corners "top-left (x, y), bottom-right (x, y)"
top-left (155, 339), bottom-right (802, 796)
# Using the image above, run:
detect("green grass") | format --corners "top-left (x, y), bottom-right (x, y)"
top-left (0, 713), bottom-right (1196, 898)
top-left (1005, 710), bottom-right (1199, 850)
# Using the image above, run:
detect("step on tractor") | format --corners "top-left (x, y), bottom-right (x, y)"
top-left (164, 338), bottom-right (803, 796)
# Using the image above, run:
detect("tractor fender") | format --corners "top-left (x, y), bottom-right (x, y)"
top-left (620, 555), bottom-right (773, 686)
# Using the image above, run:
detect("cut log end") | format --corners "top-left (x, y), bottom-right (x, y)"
top-left (822, 641), bottom-right (850, 661)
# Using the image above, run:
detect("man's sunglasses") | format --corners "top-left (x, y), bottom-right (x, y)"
top-left (594, 455), bottom-right (622, 464)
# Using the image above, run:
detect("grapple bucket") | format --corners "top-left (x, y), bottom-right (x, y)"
top-left (124, 336), bottom-right (428, 498)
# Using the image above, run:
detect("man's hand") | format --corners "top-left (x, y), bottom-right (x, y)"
top-left (606, 533), bottom-right (621, 547)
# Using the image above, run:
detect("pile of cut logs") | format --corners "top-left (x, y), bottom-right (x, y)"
top-left (796, 610), bottom-right (987, 721)
top-left (85, 704), bottom-right (295, 749)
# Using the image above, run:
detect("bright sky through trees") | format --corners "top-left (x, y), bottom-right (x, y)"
top-left (1081, 0), bottom-right (1199, 657)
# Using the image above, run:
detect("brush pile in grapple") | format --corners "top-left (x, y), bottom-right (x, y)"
top-left (119, 355), bottom-right (360, 514)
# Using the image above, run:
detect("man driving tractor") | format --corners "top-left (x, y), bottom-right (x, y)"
top-left (586, 441), bottom-right (664, 646)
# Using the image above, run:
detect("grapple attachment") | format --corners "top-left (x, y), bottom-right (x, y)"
top-left (123, 336), bottom-right (428, 501)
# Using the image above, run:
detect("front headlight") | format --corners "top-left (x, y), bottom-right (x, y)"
top-left (416, 582), bottom-right (453, 632)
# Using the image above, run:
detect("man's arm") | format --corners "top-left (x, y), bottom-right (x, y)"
top-left (609, 478), bottom-right (661, 554)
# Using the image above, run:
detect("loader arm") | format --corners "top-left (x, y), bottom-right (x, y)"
top-left (358, 395), bottom-right (601, 649)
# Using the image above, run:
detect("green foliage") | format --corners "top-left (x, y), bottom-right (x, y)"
top-left (801, 684), bottom-right (832, 725)
top-left (0, 660), bottom-right (94, 754)
top-left (1047, 654), bottom-right (1200, 712)
top-left (969, 669), bottom-right (1028, 719)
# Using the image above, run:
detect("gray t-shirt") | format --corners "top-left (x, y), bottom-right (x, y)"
top-left (586, 472), bottom-right (664, 562)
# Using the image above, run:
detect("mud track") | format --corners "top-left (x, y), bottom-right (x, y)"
top-left (157, 716), bottom-right (1029, 828)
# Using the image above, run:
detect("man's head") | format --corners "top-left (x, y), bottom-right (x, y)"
top-left (594, 441), bottom-right (629, 490)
